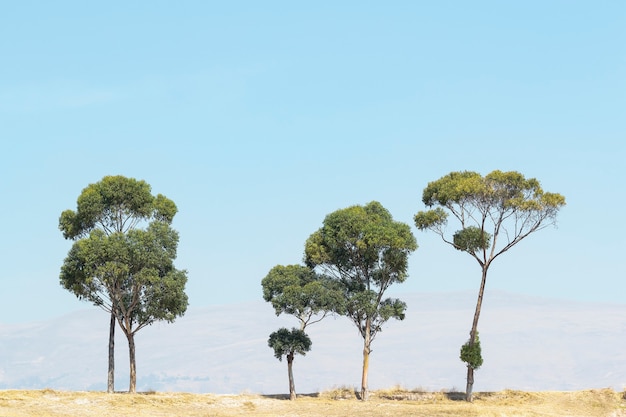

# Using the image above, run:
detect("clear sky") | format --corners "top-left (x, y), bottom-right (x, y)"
top-left (1, 2), bottom-right (624, 324)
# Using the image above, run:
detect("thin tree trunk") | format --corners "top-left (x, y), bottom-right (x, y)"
top-left (466, 266), bottom-right (488, 402)
top-left (107, 311), bottom-right (115, 393)
top-left (126, 332), bottom-right (137, 393)
top-left (466, 366), bottom-right (474, 401)
top-left (287, 352), bottom-right (296, 400)
top-left (360, 319), bottom-right (371, 401)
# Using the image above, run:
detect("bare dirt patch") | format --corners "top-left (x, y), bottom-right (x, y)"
top-left (0, 388), bottom-right (624, 417)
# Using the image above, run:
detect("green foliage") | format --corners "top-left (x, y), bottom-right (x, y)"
top-left (460, 334), bottom-right (484, 370)
top-left (420, 170), bottom-right (566, 219)
top-left (413, 208), bottom-right (448, 230)
top-left (60, 221), bottom-right (188, 329)
top-left (304, 201), bottom-right (417, 341)
top-left (378, 298), bottom-right (407, 321)
top-left (453, 226), bottom-right (491, 253)
top-left (59, 175), bottom-right (176, 239)
top-left (305, 201), bottom-right (417, 283)
top-left (268, 328), bottom-right (312, 361)
top-left (342, 291), bottom-right (408, 338)
top-left (416, 170), bottom-right (565, 399)
top-left (414, 170), bottom-right (566, 259)
top-left (153, 194), bottom-right (178, 223)
top-left (59, 175), bottom-right (188, 331)
top-left (303, 230), bottom-right (328, 268)
top-left (261, 265), bottom-right (344, 326)
top-left (422, 171), bottom-right (485, 207)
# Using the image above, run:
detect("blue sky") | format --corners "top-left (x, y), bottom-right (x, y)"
top-left (1, 2), bottom-right (624, 324)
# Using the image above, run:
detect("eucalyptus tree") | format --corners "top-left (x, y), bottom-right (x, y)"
top-left (304, 201), bottom-right (417, 401)
top-left (59, 175), bottom-right (188, 393)
top-left (414, 170), bottom-right (565, 401)
top-left (262, 264), bottom-right (343, 399)
top-left (267, 328), bottom-right (312, 400)
top-left (262, 264), bottom-right (344, 331)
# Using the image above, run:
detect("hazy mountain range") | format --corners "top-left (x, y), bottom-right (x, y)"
top-left (1, 291), bottom-right (624, 394)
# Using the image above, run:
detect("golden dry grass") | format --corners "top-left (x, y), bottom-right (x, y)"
top-left (0, 388), bottom-right (624, 417)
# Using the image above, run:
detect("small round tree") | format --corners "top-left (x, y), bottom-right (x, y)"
top-left (268, 327), bottom-right (312, 400)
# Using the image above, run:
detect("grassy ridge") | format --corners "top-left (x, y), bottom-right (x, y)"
top-left (0, 388), bottom-right (624, 417)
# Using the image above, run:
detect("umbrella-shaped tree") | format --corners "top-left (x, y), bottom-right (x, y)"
top-left (414, 170), bottom-right (565, 401)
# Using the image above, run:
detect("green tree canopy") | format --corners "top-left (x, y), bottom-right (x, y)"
top-left (304, 201), bottom-right (417, 401)
top-left (59, 175), bottom-right (188, 393)
top-left (460, 333), bottom-right (483, 370)
top-left (261, 264), bottom-right (344, 330)
top-left (59, 175), bottom-right (176, 239)
top-left (414, 170), bottom-right (565, 401)
top-left (268, 327), bottom-right (312, 400)
top-left (61, 222), bottom-right (188, 328)
top-left (268, 327), bottom-right (312, 361)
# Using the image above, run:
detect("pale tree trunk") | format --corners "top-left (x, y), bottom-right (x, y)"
top-left (466, 366), bottom-right (474, 401)
top-left (287, 352), bottom-right (296, 400)
top-left (360, 318), bottom-right (371, 401)
top-left (125, 331), bottom-right (137, 393)
top-left (107, 311), bottom-right (115, 393)
top-left (466, 265), bottom-right (488, 402)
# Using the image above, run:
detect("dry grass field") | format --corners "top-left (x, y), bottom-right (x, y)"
top-left (1, 387), bottom-right (625, 417)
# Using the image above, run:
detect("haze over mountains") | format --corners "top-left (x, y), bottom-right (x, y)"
top-left (1, 291), bottom-right (624, 394)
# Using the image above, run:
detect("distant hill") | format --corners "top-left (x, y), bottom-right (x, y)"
top-left (1, 291), bottom-right (625, 394)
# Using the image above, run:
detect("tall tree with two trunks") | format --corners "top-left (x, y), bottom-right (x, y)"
top-left (414, 170), bottom-right (565, 401)
top-left (262, 264), bottom-right (343, 399)
top-left (59, 175), bottom-right (188, 393)
top-left (305, 201), bottom-right (417, 401)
